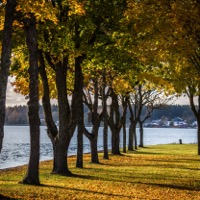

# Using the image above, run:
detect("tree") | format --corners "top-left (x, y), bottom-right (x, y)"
top-left (187, 87), bottom-right (200, 155)
top-left (38, 50), bottom-right (58, 172)
top-left (0, 0), bottom-right (16, 153)
top-left (83, 79), bottom-right (102, 163)
top-left (11, 0), bottom-right (86, 174)
top-left (108, 88), bottom-right (127, 155)
top-left (21, 14), bottom-right (40, 185)
top-left (119, 94), bottom-right (128, 153)
top-left (128, 88), bottom-right (142, 151)
top-left (101, 69), bottom-right (109, 159)
top-left (74, 54), bottom-right (85, 168)
top-left (137, 86), bottom-right (173, 147)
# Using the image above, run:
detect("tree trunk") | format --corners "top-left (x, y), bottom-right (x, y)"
top-left (38, 50), bottom-right (58, 172)
top-left (188, 93), bottom-right (200, 155)
top-left (128, 123), bottom-right (136, 151)
top-left (54, 136), bottom-right (71, 175)
top-left (103, 119), bottom-right (109, 159)
top-left (53, 61), bottom-right (71, 175)
top-left (0, 0), bottom-right (16, 153)
top-left (139, 121), bottom-right (144, 147)
top-left (76, 123), bottom-right (83, 168)
top-left (90, 134), bottom-right (99, 163)
top-left (128, 123), bottom-right (133, 151)
top-left (111, 128), bottom-right (120, 155)
top-left (102, 71), bottom-right (109, 159)
top-left (74, 55), bottom-right (85, 168)
top-left (123, 121), bottom-right (126, 153)
top-left (197, 121), bottom-right (200, 155)
top-left (22, 14), bottom-right (40, 185)
top-left (134, 128), bottom-right (137, 150)
top-left (121, 97), bottom-right (128, 153)
top-left (83, 78), bottom-right (101, 163)
top-left (84, 126), bottom-right (100, 163)
top-left (108, 89), bottom-right (122, 155)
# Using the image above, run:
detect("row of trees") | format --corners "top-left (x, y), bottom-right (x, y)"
top-left (1, 0), bottom-right (200, 185)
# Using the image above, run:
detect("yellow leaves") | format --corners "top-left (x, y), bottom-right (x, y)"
top-left (124, 0), bottom-right (200, 97)
top-left (11, 77), bottom-right (29, 96)
top-left (138, 72), bottom-right (175, 95)
top-left (67, 0), bottom-right (85, 16)
top-left (112, 76), bottom-right (132, 95)
top-left (0, 3), bottom-right (5, 31)
top-left (12, 20), bottom-right (23, 28)
top-left (83, 74), bottom-right (90, 86)
top-left (0, 16), bottom-right (4, 31)
top-left (16, 0), bottom-right (58, 24)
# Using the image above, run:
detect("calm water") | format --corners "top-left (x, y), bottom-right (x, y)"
top-left (0, 126), bottom-right (197, 169)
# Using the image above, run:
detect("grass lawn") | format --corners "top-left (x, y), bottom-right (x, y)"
top-left (0, 144), bottom-right (200, 199)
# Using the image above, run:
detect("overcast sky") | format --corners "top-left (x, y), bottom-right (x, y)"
top-left (6, 79), bottom-right (28, 106)
top-left (5, 77), bottom-right (190, 107)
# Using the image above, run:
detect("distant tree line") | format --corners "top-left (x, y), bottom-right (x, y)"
top-left (148, 105), bottom-right (195, 124)
top-left (5, 104), bottom-right (195, 125)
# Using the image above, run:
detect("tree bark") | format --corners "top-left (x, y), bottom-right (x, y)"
top-left (53, 61), bottom-right (71, 175)
top-left (22, 14), bottom-right (40, 185)
top-left (111, 128), bottom-right (120, 154)
top-left (90, 134), bottom-right (99, 163)
top-left (108, 89), bottom-right (122, 155)
top-left (128, 95), bottom-right (140, 151)
top-left (0, 0), bottom-right (16, 153)
top-left (197, 122), bottom-right (200, 155)
top-left (135, 128), bottom-right (138, 150)
top-left (83, 80), bottom-right (100, 163)
top-left (102, 71), bottom-right (109, 159)
top-left (123, 121), bottom-right (127, 153)
top-left (139, 120), bottom-right (144, 147)
top-left (108, 91), bottom-right (128, 155)
top-left (189, 93), bottom-right (200, 155)
top-left (85, 98), bottom-right (102, 163)
top-left (76, 123), bottom-right (83, 168)
top-left (38, 50), bottom-right (58, 172)
top-left (75, 56), bottom-right (85, 168)
top-left (128, 123), bottom-right (135, 151)
top-left (121, 96), bottom-right (128, 153)
top-left (103, 118), bottom-right (109, 159)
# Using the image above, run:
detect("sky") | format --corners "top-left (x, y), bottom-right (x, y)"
top-left (5, 77), bottom-right (191, 107)
top-left (6, 78), bottom-right (28, 106)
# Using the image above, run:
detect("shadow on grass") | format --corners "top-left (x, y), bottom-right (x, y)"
top-left (124, 148), bottom-right (166, 155)
top-left (0, 194), bottom-right (19, 200)
top-left (40, 171), bottom-right (200, 195)
top-left (131, 151), bottom-right (165, 155)
top-left (51, 173), bottom-right (95, 179)
top-left (146, 182), bottom-right (200, 192)
top-left (39, 182), bottom-right (131, 199)
top-left (69, 172), bottom-right (200, 192)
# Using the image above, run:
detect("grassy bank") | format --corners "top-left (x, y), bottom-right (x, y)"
top-left (0, 144), bottom-right (200, 199)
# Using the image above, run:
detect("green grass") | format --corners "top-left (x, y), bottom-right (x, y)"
top-left (0, 144), bottom-right (200, 199)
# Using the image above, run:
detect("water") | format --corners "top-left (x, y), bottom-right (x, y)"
top-left (0, 126), bottom-right (197, 169)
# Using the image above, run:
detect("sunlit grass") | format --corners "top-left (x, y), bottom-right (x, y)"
top-left (0, 144), bottom-right (200, 199)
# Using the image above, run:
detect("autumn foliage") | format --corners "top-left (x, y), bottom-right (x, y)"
top-left (1, 0), bottom-right (200, 190)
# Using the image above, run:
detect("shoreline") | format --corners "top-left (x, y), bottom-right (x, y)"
top-left (1, 127), bottom-right (197, 171)
top-left (0, 150), bottom-right (105, 172)
top-left (0, 144), bottom-right (197, 172)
